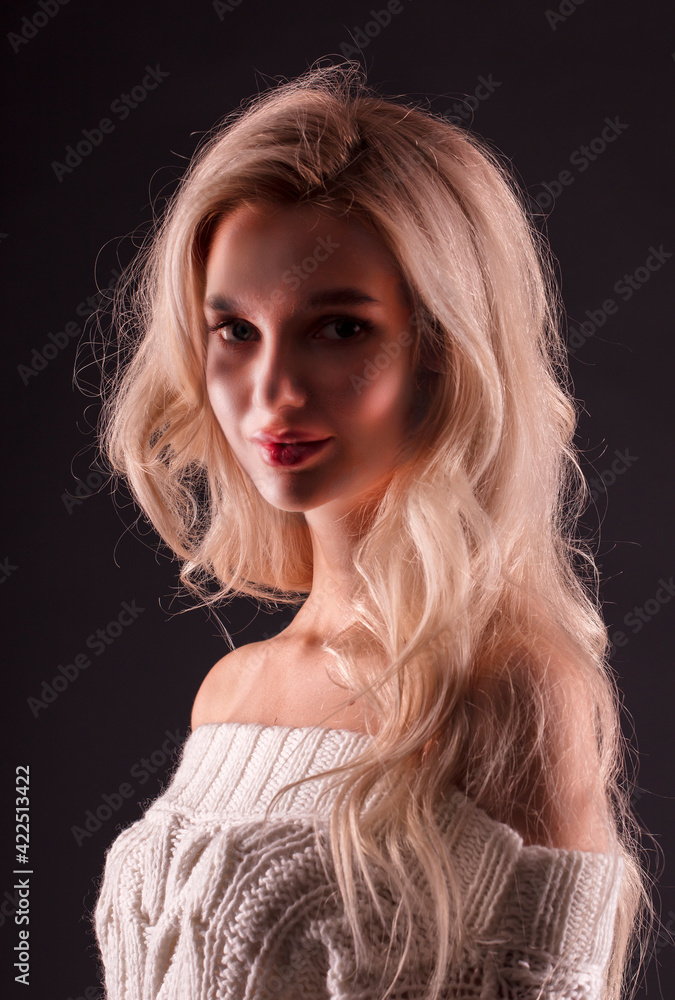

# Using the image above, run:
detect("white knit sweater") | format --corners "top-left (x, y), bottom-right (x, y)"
top-left (93, 722), bottom-right (623, 999)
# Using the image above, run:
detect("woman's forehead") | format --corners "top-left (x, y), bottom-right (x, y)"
top-left (204, 201), bottom-right (404, 298)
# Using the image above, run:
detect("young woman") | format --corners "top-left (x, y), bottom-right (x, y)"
top-left (92, 61), bottom-right (649, 999)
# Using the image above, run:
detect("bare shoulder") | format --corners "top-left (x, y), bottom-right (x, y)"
top-left (520, 664), bottom-right (614, 852)
top-left (478, 648), bottom-right (614, 852)
top-left (190, 642), bottom-right (268, 731)
top-left (189, 634), bottom-right (375, 734)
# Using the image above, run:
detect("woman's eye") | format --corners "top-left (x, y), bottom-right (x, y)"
top-left (211, 319), bottom-right (255, 342)
top-left (319, 317), bottom-right (373, 341)
top-left (208, 315), bottom-right (373, 344)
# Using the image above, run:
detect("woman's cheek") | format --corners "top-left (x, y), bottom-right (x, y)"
top-left (355, 363), bottom-right (410, 420)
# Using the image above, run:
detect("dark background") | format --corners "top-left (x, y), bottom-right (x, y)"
top-left (1, 0), bottom-right (673, 996)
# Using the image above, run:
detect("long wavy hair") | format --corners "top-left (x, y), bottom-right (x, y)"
top-left (98, 60), bottom-right (650, 1000)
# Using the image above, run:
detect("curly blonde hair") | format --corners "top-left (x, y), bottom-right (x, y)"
top-left (98, 60), bottom-right (650, 1000)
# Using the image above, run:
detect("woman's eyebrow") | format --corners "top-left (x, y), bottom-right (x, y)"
top-left (203, 287), bottom-right (380, 314)
top-left (306, 288), bottom-right (380, 307)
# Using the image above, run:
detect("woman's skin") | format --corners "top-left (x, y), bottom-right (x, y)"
top-left (204, 201), bottom-right (418, 647)
top-left (194, 200), bottom-right (419, 731)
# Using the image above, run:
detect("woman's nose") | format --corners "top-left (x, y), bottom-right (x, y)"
top-left (250, 338), bottom-right (309, 411)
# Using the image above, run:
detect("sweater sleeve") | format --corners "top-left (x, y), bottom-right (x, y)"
top-left (303, 849), bottom-right (623, 1000)
top-left (470, 846), bottom-right (624, 999)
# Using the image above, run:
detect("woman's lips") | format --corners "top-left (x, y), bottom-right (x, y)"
top-left (254, 438), bottom-right (333, 467)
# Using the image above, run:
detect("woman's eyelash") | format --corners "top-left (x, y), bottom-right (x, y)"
top-left (207, 316), bottom-right (375, 341)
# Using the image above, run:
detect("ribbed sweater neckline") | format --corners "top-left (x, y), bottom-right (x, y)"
top-left (145, 721), bottom-right (374, 823)
top-left (126, 722), bottom-right (626, 964)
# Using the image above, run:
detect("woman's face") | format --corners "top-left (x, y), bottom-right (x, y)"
top-left (204, 200), bottom-right (418, 515)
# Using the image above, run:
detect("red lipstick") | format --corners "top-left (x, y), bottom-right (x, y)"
top-left (254, 438), bottom-right (332, 467)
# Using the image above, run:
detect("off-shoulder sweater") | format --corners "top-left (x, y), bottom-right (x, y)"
top-left (92, 722), bottom-right (623, 999)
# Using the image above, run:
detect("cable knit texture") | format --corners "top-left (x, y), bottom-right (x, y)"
top-left (93, 722), bottom-right (623, 999)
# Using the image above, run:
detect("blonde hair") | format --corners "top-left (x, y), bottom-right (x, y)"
top-left (97, 60), bottom-right (651, 999)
